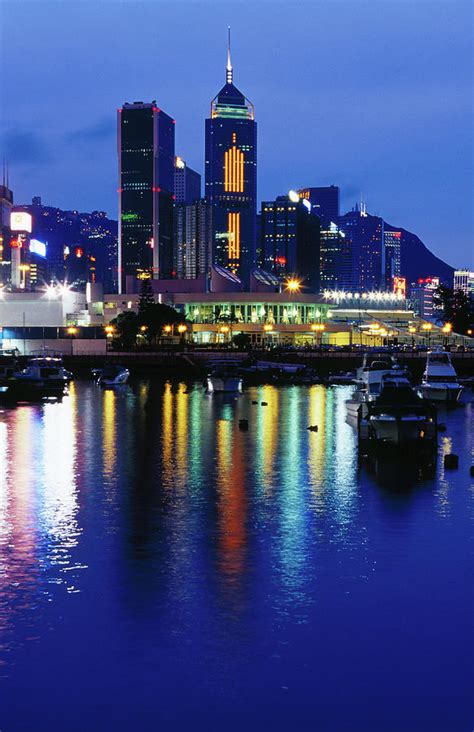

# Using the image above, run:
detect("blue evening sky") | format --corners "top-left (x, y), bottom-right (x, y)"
top-left (0, 0), bottom-right (472, 267)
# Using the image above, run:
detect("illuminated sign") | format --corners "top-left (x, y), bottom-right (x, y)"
top-left (121, 213), bottom-right (139, 222)
top-left (10, 237), bottom-right (23, 249)
top-left (10, 212), bottom-right (32, 233)
top-left (29, 239), bottom-right (47, 257)
top-left (393, 276), bottom-right (406, 297)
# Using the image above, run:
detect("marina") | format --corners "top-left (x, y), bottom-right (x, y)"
top-left (0, 376), bottom-right (472, 730)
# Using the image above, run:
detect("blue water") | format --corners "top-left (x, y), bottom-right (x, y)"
top-left (0, 381), bottom-right (472, 731)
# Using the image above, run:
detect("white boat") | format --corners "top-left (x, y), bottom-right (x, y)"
top-left (97, 365), bottom-right (130, 386)
top-left (8, 355), bottom-right (70, 399)
top-left (206, 361), bottom-right (243, 393)
top-left (359, 372), bottom-right (437, 451)
top-left (347, 354), bottom-right (400, 419)
top-left (419, 350), bottom-right (463, 403)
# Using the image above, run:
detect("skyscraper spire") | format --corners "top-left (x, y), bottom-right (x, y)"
top-left (226, 26), bottom-right (233, 84)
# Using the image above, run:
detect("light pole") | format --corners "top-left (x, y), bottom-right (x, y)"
top-left (442, 322), bottom-right (452, 350)
top-left (67, 326), bottom-right (78, 356)
top-left (311, 323), bottom-right (325, 348)
top-left (263, 323), bottom-right (273, 349)
top-left (408, 325), bottom-right (416, 351)
top-left (104, 324), bottom-right (115, 351)
top-left (422, 323), bottom-right (432, 349)
top-left (177, 323), bottom-right (187, 349)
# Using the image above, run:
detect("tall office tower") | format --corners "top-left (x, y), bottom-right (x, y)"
top-left (297, 186), bottom-right (339, 225)
top-left (175, 199), bottom-right (212, 279)
top-left (118, 100), bottom-right (175, 293)
top-left (337, 208), bottom-right (384, 291)
top-left (0, 174), bottom-right (13, 285)
top-left (383, 229), bottom-right (401, 289)
top-left (453, 269), bottom-right (474, 299)
top-left (174, 157), bottom-right (201, 204)
top-left (319, 222), bottom-right (351, 291)
top-left (260, 192), bottom-right (320, 292)
top-left (205, 32), bottom-right (257, 286)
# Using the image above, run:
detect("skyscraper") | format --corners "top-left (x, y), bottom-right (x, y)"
top-left (383, 229), bottom-right (401, 289)
top-left (319, 222), bottom-right (351, 291)
top-left (453, 269), bottom-right (474, 299)
top-left (205, 31), bottom-right (257, 286)
top-left (175, 199), bottom-right (212, 280)
top-left (118, 101), bottom-right (175, 293)
top-left (260, 192), bottom-right (320, 293)
top-left (337, 208), bottom-right (384, 291)
top-left (297, 186), bottom-right (340, 225)
top-left (174, 157), bottom-right (201, 205)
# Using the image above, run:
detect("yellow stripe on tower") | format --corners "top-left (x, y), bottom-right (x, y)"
top-left (224, 146), bottom-right (245, 193)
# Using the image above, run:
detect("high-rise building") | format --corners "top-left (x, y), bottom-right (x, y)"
top-left (0, 178), bottom-right (13, 285)
top-left (205, 32), bottom-right (257, 286)
top-left (297, 186), bottom-right (340, 225)
top-left (337, 208), bottom-right (384, 291)
top-left (260, 192), bottom-right (320, 292)
top-left (319, 222), bottom-right (351, 291)
top-left (175, 199), bottom-right (212, 280)
top-left (383, 229), bottom-right (401, 289)
top-left (118, 100), bottom-right (175, 292)
top-left (174, 157), bottom-right (201, 205)
top-left (453, 269), bottom-right (474, 299)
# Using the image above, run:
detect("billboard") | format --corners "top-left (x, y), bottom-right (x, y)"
top-left (393, 276), bottom-right (406, 297)
top-left (10, 212), bottom-right (33, 233)
top-left (29, 239), bottom-right (47, 257)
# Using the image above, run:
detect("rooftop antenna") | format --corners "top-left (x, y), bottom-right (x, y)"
top-left (6, 159), bottom-right (9, 189)
top-left (226, 26), bottom-right (233, 84)
top-left (2, 158), bottom-right (5, 187)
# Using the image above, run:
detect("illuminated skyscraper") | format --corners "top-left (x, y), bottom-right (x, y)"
top-left (205, 30), bottom-right (257, 286)
top-left (174, 157), bottom-right (201, 205)
top-left (118, 101), bottom-right (175, 293)
top-left (297, 186), bottom-right (340, 225)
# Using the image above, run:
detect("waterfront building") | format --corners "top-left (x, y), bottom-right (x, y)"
top-left (174, 157), bottom-right (201, 205)
top-left (410, 276), bottom-right (440, 320)
top-left (205, 32), bottom-right (257, 286)
top-left (260, 192), bottom-right (320, 292)
top-left (118, 101), bottom-right (175, 292)
top-left (453, 269), bottom-right (474, 299)
top-left (319, 222), bottom-right (351, 291)
top-left (297, 186), bottom-right (340, 225)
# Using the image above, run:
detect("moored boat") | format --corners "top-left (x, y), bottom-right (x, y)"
top-left (419, 349), bottom-right (463, 403)
top-left (4, 354), bottom-right (70, 401)
top-left (206, 362), bottom-right (243, 393)
top-left (97, 365), bottom-right (130, 386)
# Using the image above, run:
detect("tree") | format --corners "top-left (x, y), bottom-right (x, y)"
top-left (433, 284), bottom-right (473, 333)
top-left (138, 277), bottom-right (155, 318)
top-left (111, 311), bottom-right (139, 350)
top-left (140, 302), bottom-right (186, 344)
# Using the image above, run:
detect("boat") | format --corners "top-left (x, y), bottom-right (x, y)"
top-left (4, 354), bottom-right (70, 400)
top-left (346, 353), bottom-right (402, 419)
top-left (97, 365), bottom-right (130, 386)
top-left (0, 349), bottom-right (20, 393)
top-left (206, 362), bottom-right (243, 393)
top-left (419, 349), bottom-right (463, 403)
top-left (327, 371), bottom-right (356, 385)
top-left (240, 359), bottom-right (318, 385)
top-left (358, 371), bottom-right (437, 452)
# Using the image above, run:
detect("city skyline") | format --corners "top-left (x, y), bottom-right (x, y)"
top-left (0, 1), bottom-right (473, 269)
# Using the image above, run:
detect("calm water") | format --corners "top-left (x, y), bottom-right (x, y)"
top-left (0, 380), bottom-right (473, 731)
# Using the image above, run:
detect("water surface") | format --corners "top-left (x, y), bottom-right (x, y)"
top-left (0, 381), bottom-right (473, 730)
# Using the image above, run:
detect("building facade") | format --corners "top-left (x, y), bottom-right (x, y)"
top-left (337, 208), bottom-right (384, 292)
top-left (453, 269), bottom-right (474, 299)
top-left (260, 193), bottom-right (320, 292)
top-left (319, 222), bottom-right (351, 291)
top-left (205, 38), bottom-right (257, 286)
top-left (383, 229), bottom-right (401, 289)
top-left (174, 199), bottom-right (212, 280)
top-left (174, 157), bottom-right (201, 205)
top-left (410, 276), bottom-right (440, 319)
top-left (118, 101), bottom-right (175, 292)
top-left (297, 186), bottom-right (340, 225)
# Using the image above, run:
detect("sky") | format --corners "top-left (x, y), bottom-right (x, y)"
top-left (0, 0), bottom-right (472, 267)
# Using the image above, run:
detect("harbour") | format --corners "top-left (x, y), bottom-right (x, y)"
top-left (0, 377), bottom-right (472, 730)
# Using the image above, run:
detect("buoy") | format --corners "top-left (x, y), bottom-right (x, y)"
top-left (238, 419), bottom-right (249, 431)
top-left (438, 423), bottom-right (447, 432)
top-left (261, 401), bottom-right (268, 406)
top-left (444, 454), bottom-right (459, 469)
top-left (470, 466), bottom-right (474, 477)
top-left (307, 425), bottom-right (318, 432)
top-left (252, 400), bottom-right (258, 405)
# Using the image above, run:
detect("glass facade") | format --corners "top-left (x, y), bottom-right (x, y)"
top-left (183, 300), bottom-right (329, 325)
top-left (118, 103), bottom-right (175, 292)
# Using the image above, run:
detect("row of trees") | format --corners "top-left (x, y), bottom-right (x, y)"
top-left (433, 285), bottom-right (473, 334)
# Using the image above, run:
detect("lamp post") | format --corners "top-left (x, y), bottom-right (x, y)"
top-left (311, 323), bottom-right (325, 348)
top-left (441, 322), bottom-right (452, 350)
top-left (104, 324), bottom-right (115, 351)
top-left (422, 323), bottom-right (432, 349)
top-left (263, 323), bottom-right (273, 349)
top-left (408, 325), bottom-right (416, 351)
top-left (67, 325), bottom-right (78, 356)
top-left (219, 324), bottom-right (230, 346)
top-left (177, 323), bottom-right (187, 349)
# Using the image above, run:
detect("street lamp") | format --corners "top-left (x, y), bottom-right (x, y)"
top-left (422, 322), bottom-right (432, 349)
top-left (408, 326), bottom-right (416, 350)
top-left (104, 324), bottom-right (115, 337)
top-left (263, 323), bottom-right (273, 349)
top-left (311, 323), bottom-right (325, 347)
top-left (67, 325), bottom-right (78, 356)
top-left (163, 324), bottom-right (172, 334)
top-left (442, 322), bottom-right (452, 349)
top-left (177, 324), bottom-right (187, 334)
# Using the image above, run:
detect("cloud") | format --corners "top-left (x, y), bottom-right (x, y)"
top-left (0, 129), bottom-right (52, 165)
top-left (67, 117), bottom-right (114, 143)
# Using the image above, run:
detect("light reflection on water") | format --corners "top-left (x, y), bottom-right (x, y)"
top-left (0, 381), bottom-right (472, 729)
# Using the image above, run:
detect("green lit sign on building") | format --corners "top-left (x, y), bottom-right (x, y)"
top-left (121, 213), bottom-right (139, 222)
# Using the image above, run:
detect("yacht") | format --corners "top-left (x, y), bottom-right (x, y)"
top-left (346, 353), bottom-right (400, 419)
top-left (97, 365), bottom-right (130, 386)
top-left (360, 371), bottom-right (436, 449)
top-left (0, 349), bottom-right (20, 392)
top-left (419, 350), bottom-right (463, 403)
top-left (206, 363), bottom-right (243, 393)
top-left (8, 355), bottom-right (70, 399)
